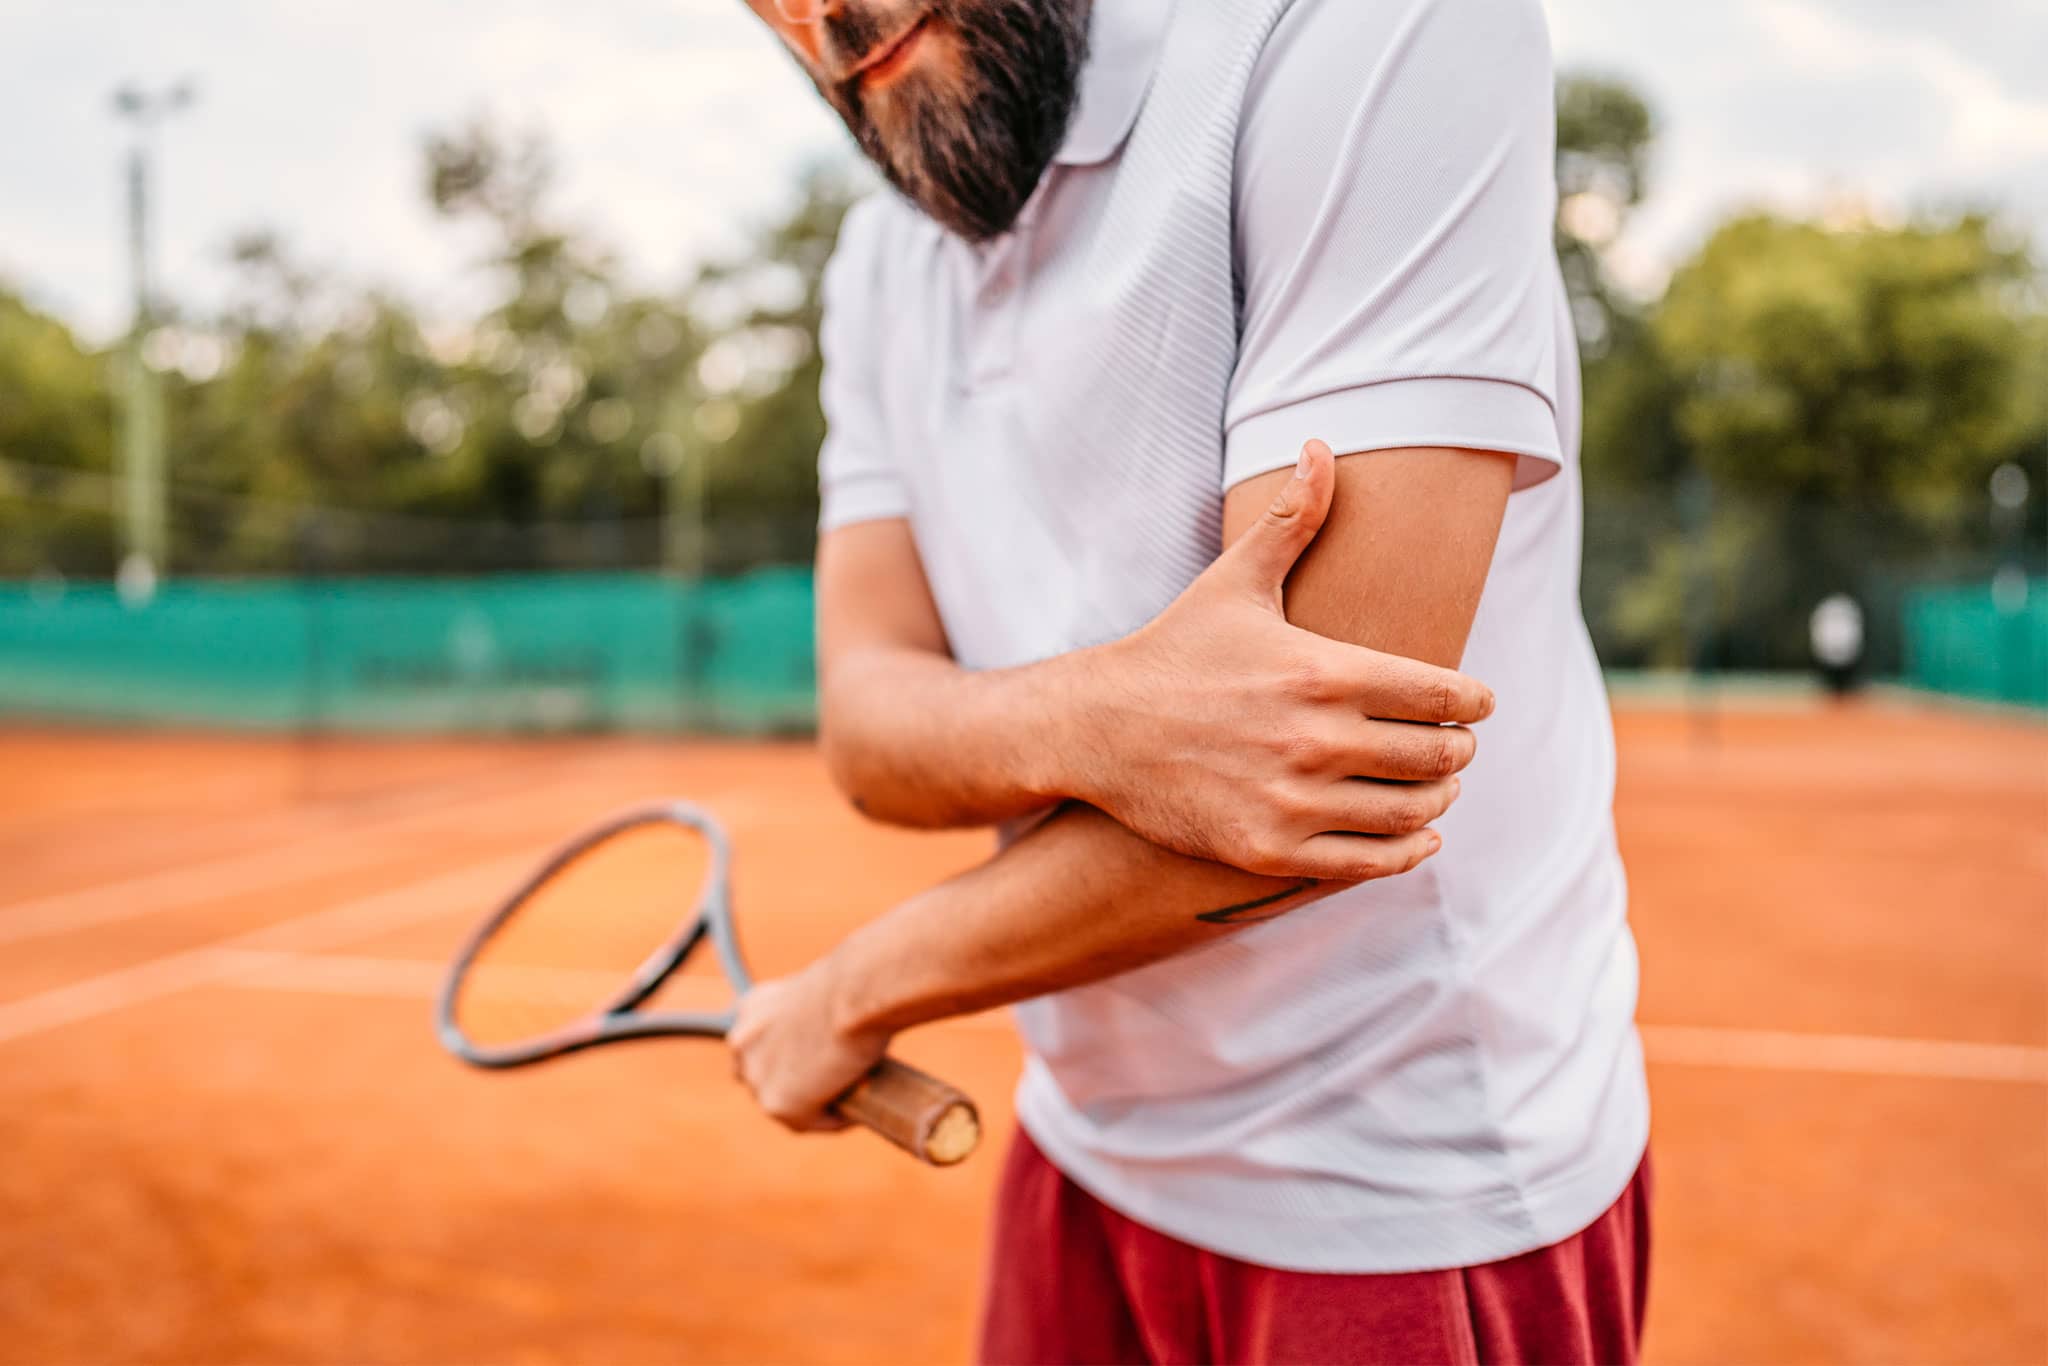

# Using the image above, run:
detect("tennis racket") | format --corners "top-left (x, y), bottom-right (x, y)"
top-left (435, 800), bottom-right (981, 1166)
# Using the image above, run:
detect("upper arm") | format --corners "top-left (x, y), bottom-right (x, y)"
top-left (1225, 0), bottom-right (1568, 498)
top-left (816, 197), bottom-right (913, 535)
top-left (1219, 0), bottom-right (1561, 664)
top-left (1223, 448), bottom-right (1512, 670)
top-left (816, 519), bottom-right (950, 679)
top-left (813, 198), bottom-right (950, 675)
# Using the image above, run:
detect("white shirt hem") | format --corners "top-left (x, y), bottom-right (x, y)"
top-left (1013, 1053), bottom-right (1650, 1275)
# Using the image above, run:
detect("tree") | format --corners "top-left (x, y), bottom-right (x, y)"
top-left (682, 163), bottom-right (865, 570)
top-left (1554, 74), bottom-right (1656, 362)
top-left (0, 287), bottom-right (116, 575)
top-left (1656, 213), bottom-right (2043, 519)
top-left (1617, 212), bottom-right (2048, 667)
top-left (1550, 74), bottom-right (1693, 666)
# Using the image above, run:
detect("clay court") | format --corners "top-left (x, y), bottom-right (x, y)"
top-left (1, 700), bottom-right (2043, 1364)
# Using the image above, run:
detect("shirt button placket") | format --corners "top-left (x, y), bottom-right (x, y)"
top-left (972, 231), bottom-right (1025, 389)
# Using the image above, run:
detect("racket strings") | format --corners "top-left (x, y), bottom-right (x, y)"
top-left (451, 822), bottom-right (717, 1047)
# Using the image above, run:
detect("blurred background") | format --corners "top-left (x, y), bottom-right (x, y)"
top-left (1, 2), bottom-right (2043, 1363)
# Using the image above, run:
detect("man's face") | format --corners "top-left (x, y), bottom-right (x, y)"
top-left (746, 0), bottom-right (1090, 242)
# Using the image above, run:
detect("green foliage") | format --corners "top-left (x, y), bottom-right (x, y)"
top-left (1656, 213), bottom-right (2045, 521)
top-left (0, 289), bottom-right (115, 574)
top-left (1596, 212), bottom-right (2048, 668)
top-left (0, 124), bottom-right (857, 576)
top-left (683, 163), bottom-right (860, 570)
top-left (1554, 73), bottom-right (1656, 360)
top-left (1556, 76), bottom-right (1654, 207)
top-left (1, 87), bottom-right (2042, 687)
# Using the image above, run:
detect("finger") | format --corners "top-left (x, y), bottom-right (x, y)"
top-left (1289, 828), bottom-right (1443, 882)
top-left (766, 1099), bottom-right (849, 1133)
top-left (1317, 775), bottom-right (1459, 836)
top-left (1339, 720), bottom-right (1478, 781)
top-left (1216, 440), bottom-right (1336, 604)
top-left (1335, 648), bottom-right (1495, 725)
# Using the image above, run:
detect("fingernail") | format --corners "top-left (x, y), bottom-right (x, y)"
top-left (1450, 778), bottom-right (1461, 798)
top-left (1426, 832), bottom-right (1443, 854)
top-left (1481, 689), bottom-right (1497, 719)
top-left (1293, 447), bottom-right (1311, 480)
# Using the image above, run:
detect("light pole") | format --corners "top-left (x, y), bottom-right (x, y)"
top-left (110, 78), bottom-right (196, 595)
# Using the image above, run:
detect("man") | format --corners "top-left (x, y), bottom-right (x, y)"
top-left (729, 0), bottom-right (1650, 1360)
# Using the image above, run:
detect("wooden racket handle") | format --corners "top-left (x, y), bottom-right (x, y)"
top-left (835, 1057), bottom-right (981, 1166)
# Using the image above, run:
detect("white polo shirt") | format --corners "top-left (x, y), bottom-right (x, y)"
top-left (817, 0), bottom-right (1647, 1273)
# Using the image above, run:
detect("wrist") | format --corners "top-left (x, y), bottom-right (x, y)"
top-left (815, 925), bottom-right (901, 1044)
top-left (1027, 639), bottom-right (1119, 809)
top-left (817, 888), bottom-right (962, 1039)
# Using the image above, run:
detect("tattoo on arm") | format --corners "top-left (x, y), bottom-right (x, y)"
top-left (1195, 880), bottom-right (1318, 925)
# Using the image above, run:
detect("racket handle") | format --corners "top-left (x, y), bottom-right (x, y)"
top-left (836, 1057), bottom-right (981, 1167)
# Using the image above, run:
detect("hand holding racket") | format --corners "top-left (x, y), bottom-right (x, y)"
top-left (435, 801), bottom-right (981, 1167)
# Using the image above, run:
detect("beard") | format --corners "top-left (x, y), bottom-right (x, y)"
top-left (820, 0), bottom-right (1090, 242)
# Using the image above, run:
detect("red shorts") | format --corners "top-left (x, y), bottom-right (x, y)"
top-left (978, 1128), bottom-right (1651, 1366)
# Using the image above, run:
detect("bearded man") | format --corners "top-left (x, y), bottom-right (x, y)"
top-left (728, 1), bottom-right (1651, 1360)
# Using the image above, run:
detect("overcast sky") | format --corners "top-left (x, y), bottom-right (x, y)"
top-left (4, 0), bottom-right (2045, 342)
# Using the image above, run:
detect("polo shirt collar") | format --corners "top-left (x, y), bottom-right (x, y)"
top-left (1052, 0), bottom-right (1173, 166)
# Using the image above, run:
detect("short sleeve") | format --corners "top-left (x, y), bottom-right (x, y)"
top-left (816, 197), bottom-right (912, 532)
top-left (1224, 0), bottom-right (1568, 494)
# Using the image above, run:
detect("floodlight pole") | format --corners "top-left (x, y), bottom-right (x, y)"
top-left (658, 441), bottom-right (709, 581)
top-left (111, 80), bottom-right (195, 584)
top-left (678, 446), bottom-right (708, 581)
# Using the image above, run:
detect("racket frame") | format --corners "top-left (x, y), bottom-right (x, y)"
top-left (435, 798), bottom-right (983, 1167)
top-left (435, 801), bottom-right (751, 1067)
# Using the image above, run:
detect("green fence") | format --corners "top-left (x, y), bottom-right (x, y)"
top-left (1902, 577), bottom-right (2048, 710)
top-left (0, 570), bottom-right (818, 733)
top-left (4, 570), bottom-right (2042, 733)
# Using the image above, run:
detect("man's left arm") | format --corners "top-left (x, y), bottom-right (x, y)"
top-left (733, 0), bottom-right (1566, 1123)
top-left (731, 442), bottom-right (1512, 1127)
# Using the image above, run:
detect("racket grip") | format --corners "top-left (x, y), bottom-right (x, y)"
top-left (836, 1057), bottom-right (981, 1167)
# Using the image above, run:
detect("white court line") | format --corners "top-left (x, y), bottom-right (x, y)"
top-left (220, 951), bottom-right (746, 1034)
top-left (0, 763), bottom-right (718, 948)
top-left (1638, 1023), bottom-right (2048, 1085)
top-left (211, 955), bottom-right (2048, 1086)
top-left (14, 924), bottom-right (2045, 1089)
top-left (0, 855), bottom-right (530, 1047)
top-left (0, 842), bottom-right (416, 949)
top-left (0, 776), bottom-right (573, 945)
top-left (220, 950), bottom-right (728, 1010)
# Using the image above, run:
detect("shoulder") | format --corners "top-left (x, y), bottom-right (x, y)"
top-left (1245, 0), bottom-right (1553, 118)
top-left (823, 189), bottom-right (949, 330)
top-left (1256, 0), bottom-right (1551, 62)
top-left (836, 188), bottom-right (925, 257)
top-left (1234, 0), bottom-right (1557, 223)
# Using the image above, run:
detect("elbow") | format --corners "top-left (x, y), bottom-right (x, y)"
top-left (817, 716), bottom-right (949, 830)
top-left (818, 718), bottom-right (883, 819)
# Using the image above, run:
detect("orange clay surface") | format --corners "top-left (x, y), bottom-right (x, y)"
top-left (0, 702), bottom-right (2043, 1364)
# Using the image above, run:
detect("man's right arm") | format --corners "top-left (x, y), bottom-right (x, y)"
top-left (814, 517), bottom-right (1076, 828)
top-left (817, 441), bottom-right (1494, 880)
top-left (736, 438), bottom-right (1515, 1130)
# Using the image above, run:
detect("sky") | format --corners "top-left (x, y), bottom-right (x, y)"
top-left (4, 0), bottom-right (2045, 343)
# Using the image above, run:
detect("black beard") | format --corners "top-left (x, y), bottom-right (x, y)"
top-left (822, 0), bottom-right (1090, 242)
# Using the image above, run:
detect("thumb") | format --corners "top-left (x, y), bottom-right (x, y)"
top-left (1221, 440), bottom-right (1336, 601)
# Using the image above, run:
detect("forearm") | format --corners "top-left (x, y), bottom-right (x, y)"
top-left (824, 448), bottom-right (1509, 1034)
top-left (732, 448), bottom-right (1510, 1131)
top-left (818, 643), bottom-right (1099, 829)
top-left (822, 801), bottom-right (1377, 1035)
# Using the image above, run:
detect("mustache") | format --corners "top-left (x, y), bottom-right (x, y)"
top-left (819, 5), bottom-right (909, 78)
